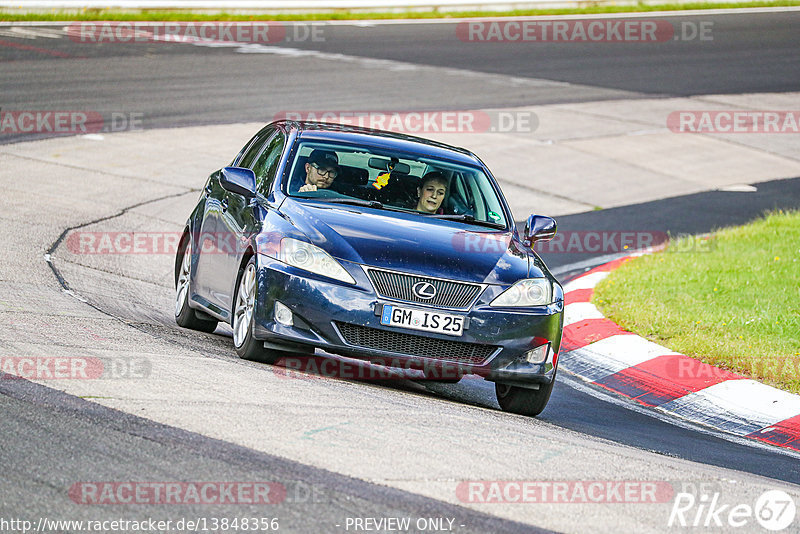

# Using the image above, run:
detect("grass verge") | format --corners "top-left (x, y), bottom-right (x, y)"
top-left (1, 1), bottom-right (800, 21)
top-left (593, 210), bottom-right (800, 395)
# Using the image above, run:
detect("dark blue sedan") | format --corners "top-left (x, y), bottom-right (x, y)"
top-left (174, 121), bottom-right (564, 416)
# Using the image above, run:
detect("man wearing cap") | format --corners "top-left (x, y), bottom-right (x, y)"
top-left (298, 149), bottom-right (339, 192)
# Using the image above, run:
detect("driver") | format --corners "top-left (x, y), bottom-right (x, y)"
top-left (298, 149), bottom-right (339, 192)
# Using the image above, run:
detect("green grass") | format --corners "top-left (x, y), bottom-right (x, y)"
top-left (2, 1), bottom-right (800, 21)
top-left (593, 210), bottom-right (800, 394)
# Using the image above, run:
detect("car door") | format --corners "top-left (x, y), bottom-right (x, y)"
top-left (194, 126), bottom-right (276, 316)
top-left (218, 129), bottom-right (287, 316)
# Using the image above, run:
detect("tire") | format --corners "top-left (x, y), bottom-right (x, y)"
top-left (175, 237), bottom-right (218, 333)
top-left (232, 257), bottom-right (280, 364)
top-left (495, 372), bottom-right (556, 417)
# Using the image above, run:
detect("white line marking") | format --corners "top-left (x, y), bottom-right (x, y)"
top-left (231, 43), bottom-right (570, 87)
top-left (0, 27), bottom-right (64, 39)
top-left (325, 6), bottom-right (800, 23)
top-left (1, 6), bottom-right (799, 25)
top-left (62, 289), bottom-right (88, 303)
top-left (718, 183), bottom-right (758, 192)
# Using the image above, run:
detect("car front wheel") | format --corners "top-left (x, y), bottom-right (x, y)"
top-left (175, 238), bottom-right (218, 333)
top-left (232, 257), bottom-right (280, 364)
top-left (495, 373), bottom-right (556, 417)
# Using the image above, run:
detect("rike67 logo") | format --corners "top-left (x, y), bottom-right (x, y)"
top-left (669, 488), bottom-right (796, 531)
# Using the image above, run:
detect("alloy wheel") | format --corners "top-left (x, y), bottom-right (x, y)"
top-left (233, 263), bottom-right (256, 348)
top-left (175, 241), bottom-right (192, 317)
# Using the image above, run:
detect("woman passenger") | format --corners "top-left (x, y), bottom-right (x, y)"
top-left (416, 172), bottom-right (448, 214)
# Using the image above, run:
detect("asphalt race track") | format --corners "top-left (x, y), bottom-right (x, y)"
top-left (1, 10), bottom-right (800, 533)
top-left (2, 10), bottom-right (799, 141)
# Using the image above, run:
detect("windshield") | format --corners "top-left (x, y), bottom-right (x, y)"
top-left (285, 141), bottom-right (509, 228)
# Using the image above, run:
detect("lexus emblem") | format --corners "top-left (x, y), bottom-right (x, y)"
top-left (412, 281), bottom-right (437, 300)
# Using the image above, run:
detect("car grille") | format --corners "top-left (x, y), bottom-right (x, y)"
top-left (335, 322), bottom-right (497, 366)
top-left (365, 268), bottom-right (483, 309)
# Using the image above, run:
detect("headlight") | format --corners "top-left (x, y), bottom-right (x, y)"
top-left (278, 238), bottom-right (355, 284)
top-left (490, 278), bottom-right (552, 307)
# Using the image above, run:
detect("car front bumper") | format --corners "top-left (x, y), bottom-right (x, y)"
top-left (252, 255), bottom-right (563, 386)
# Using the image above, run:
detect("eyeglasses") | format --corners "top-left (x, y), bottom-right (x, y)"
top-left (311, 163), bottom-right (338, 179)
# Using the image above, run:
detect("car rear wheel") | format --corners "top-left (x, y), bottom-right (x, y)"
top-left (232, 257), bottom-right (280, 364)
top-left (495, 373), bottom-right (556, 417)
top-left (175, 238), bottom-right (218, 333)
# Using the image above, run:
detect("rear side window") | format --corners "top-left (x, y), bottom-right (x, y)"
top-left (252, 131), bottom-right (286, 195)
top-left (236, 126), bottom-right (275, 169)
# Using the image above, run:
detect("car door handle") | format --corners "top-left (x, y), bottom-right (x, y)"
top-left (204, 184), bottom-right (212, 197)
top-left (221, 198), bottom-right (228, 212)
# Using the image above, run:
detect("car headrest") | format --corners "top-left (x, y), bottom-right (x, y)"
top-left (338, 165), bottom-right (369, 185)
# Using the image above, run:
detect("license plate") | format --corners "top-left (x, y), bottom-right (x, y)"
top-left (380, 305), bottom-right (464, 337)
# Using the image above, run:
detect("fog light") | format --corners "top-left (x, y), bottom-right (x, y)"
top-left (524, 343), bottom-right (551, 364)
top-left (274, 301), bottom-right (293, 326)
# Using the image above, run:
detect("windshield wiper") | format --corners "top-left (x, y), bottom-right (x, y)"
top-left (321, 198), bottom-right (384, 209)
top-left (431, 213), bottom-right (506, 229)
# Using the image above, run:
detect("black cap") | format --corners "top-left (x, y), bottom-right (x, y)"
top-left (308, 149), bottom-right (338, 168)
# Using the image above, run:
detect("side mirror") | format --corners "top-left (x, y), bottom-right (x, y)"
top-left (220, 167), bottom-right (257, 199)
top-left (524, 215), bottom-right (557, 247)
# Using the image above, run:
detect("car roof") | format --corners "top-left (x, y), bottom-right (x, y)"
top-left (274, 120), bottom-right (484, 167)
